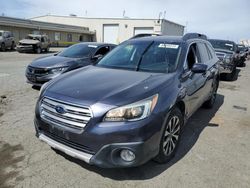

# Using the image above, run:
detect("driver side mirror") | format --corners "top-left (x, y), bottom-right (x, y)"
top-left (54, 52), bottom-right (60, 56)
top-left (191, 63), bottom-right (207, 74)
top-left (92, 54), bottom-right (103, 61)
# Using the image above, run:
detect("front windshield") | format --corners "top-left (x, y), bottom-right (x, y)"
top-left (25, 36), bottom-right (40, 41)
top-left (58, 44), bottom-right (96, 58)
top-left (209, 40), bottom-right (235, 51)
top-left (97, 41), bottom-right (181, 73)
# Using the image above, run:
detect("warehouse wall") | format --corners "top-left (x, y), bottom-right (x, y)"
top-left (32, 16), bottom-right (184, 44)
top-left (0, 25), bottom-right (92, 46)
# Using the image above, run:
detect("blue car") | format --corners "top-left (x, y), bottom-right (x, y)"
top-left (35, 33), bottom-right (220, 168)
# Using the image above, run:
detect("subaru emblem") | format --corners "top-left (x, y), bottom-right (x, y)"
top-left (55, 105), bottom-right (66, 114)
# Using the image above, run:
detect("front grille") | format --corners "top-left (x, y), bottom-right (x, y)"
top-left (40, 97), bottom-right (92, 130)
top-left (27, 66), bottom-right (49, 75)
top-left (216, 52), bottom-right (226, 61)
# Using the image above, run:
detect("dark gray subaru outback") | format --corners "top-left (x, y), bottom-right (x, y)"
top-left (34, 33), bottom-right (220, 168)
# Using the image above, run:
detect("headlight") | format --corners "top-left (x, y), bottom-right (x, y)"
top-left (224, 54), bottom-right (232, 63)
top-left (104, 94), bottom-right (158, 122)
top-left (49, 67), bottom-right (68, 74)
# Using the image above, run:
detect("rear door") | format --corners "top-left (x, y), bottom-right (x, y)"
top-left (197, 42), bottom-right (215, 101)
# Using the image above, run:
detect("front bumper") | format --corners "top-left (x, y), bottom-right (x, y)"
top-left (16, 45), bottom-right (34, 52)
top-left (26, 73), bottom-right (61, 86)
top-left (34, 111), bottom-right (165, 168)
top-left (219, 62), bottom-right (234, 74)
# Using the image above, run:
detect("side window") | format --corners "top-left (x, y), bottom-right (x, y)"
top-left (206, 43), bottom-right (216, 59)
top-left (186, 43), bottom-right (200, 70)
top-left (206, 44), bottom-right (215, 59)
top-left (41, 37), bottom-right (45, 42)
top-left (95, 46), bottom-right (110, 56)
top-left (197, 43), bottom-right (210, 63)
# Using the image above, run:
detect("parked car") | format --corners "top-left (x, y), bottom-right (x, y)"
top-left (16, 34), bottom-right (50, 53)
top-left (236, 44), bottom-right (248, 66)
top-left (35, 33), bottom-right (220, 168)
top-left (208, 39), bottom-right (238, 80)
top-left (0, 30), bottom-right (15, 51)
top-left (26, 42), bottom-right (116, 86)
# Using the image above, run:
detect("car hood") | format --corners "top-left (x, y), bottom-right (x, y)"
top-left (30, 55), bottom-right (89, 69)
top-left (45, 66), bottom-right (175, 106)
top-left (214, 48), bottom-right (234, 55)
top-left (19, 39), bottom-right (40, 44)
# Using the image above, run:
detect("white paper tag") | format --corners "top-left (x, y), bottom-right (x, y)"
top-left (88, 45), bottom-right (98, 48)
top-left (158, 44), bottom-right (179, 49)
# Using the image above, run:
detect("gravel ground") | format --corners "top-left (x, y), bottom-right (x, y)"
top-left (0, 50), bottom-right (249, 188)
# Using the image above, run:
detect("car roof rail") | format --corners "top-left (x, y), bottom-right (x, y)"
top-left (129, 33), bottom-right (161, 40)
top-left (183, 33), bottom-right (207, 41)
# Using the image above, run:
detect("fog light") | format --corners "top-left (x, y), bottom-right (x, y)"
top-left (120, 149), bottom-right (135, 162)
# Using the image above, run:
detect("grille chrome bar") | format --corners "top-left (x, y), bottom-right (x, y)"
top-left (40, 97), bottom-right (92, 129)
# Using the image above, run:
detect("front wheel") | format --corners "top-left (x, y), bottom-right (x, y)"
top-left (11, 42), bottom-right (15, 50)
top-left (36, 47), bottom-right (41, 54)
top-left (154, 107), bottom-right (183, 163)
top-left (1, 43), bottom-right (6, 51)
top-left (45, 47), bottom-right (49, 52)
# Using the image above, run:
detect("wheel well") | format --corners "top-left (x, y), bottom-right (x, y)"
top-left (175, 101), bottom-right (185, 116)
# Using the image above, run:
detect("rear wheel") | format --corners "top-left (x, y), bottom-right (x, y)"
top-left (154, 107), bottom-right (183, 163)
top-left (1, 43), bottom-right (6, 51)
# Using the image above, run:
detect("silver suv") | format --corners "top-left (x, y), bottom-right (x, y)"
top-left (0, 30), bottom-right (15, 51)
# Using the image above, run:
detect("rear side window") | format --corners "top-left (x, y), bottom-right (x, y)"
top-left (197, 43), bottom-right (210, 63)
top-left (206, 43), bottom-right (216, 59)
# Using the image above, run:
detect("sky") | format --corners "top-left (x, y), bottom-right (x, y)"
top-left (1, 0), bottom-right (250, 42)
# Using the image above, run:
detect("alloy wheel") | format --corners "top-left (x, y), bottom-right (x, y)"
top-left (163, 116), bottom-right (181, 156)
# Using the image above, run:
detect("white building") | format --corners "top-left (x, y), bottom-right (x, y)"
top-left (32, 15), bottom-right (185, 44)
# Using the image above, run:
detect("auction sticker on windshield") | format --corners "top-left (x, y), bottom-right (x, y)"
top-left (158, 44), bottom-right (179, 49)
top-left (88, 45), bottom-right (98, 48)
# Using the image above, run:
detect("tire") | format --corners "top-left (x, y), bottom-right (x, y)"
top-left (36, 47), bottom-right (42, 54)
top-left (45, 46), bottom-right (50, 52)
top-left (154, 107), bottom-right (183, 163)
top-left (203, 79), bottom-right (218, 109)
top-left (1, 43), bottom-right (6, 52)
top-left (227, 67), bottom-right (236, 81)
top-left (11, 42), bottom-right (15, 50)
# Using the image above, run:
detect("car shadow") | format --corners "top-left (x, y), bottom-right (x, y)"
top-left (232, 68), bottom-right (241, 81)
top-left (220, 68), bottom-right (241, 82)
top-left (32, 85), bottom-right (41, 90)
top-left (54, 94), bottom-right (224, 180)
